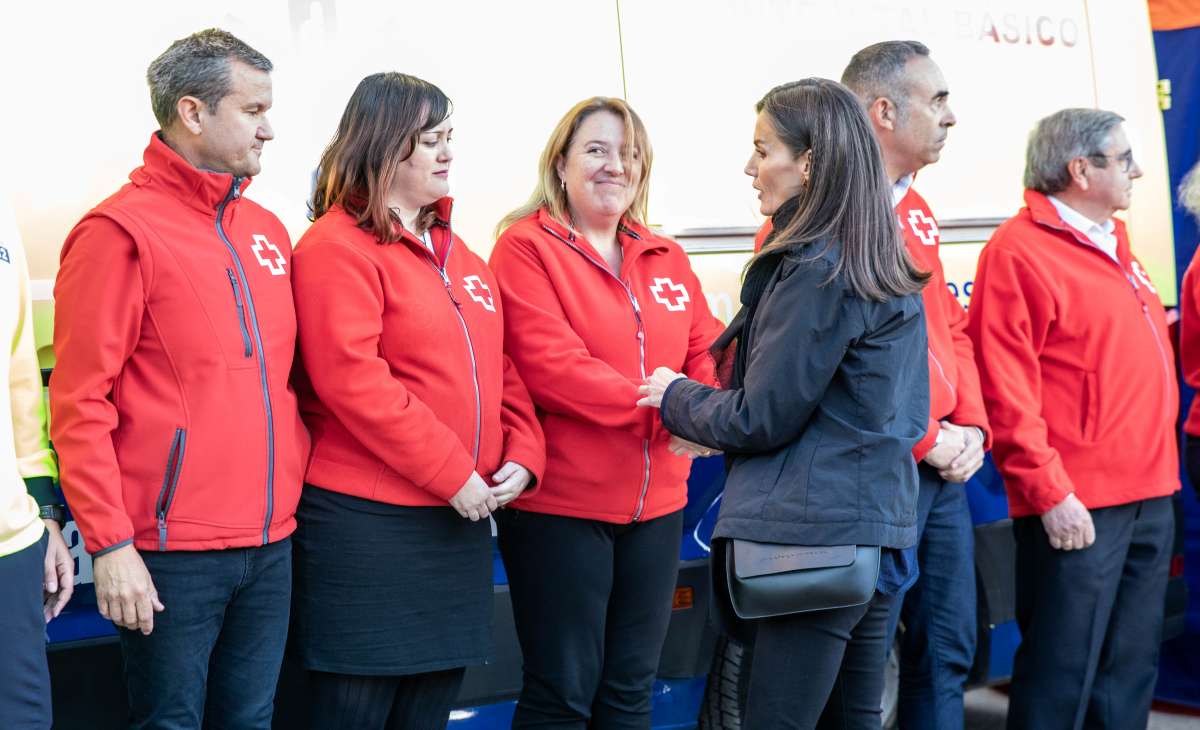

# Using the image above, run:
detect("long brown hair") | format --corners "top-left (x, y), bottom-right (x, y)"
top-left (311, 72), bottom-right (451, 242)
top-left (496, 97), bottom-right (653, 236)
top-left (752, 78), bottom-right (928, 301)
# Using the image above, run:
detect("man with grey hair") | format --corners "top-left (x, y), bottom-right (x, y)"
top-left (841, 40), bottom-right (991, 730)
top-left (967, 109), bottom-right (1178, 729)
top-left (51, 28), bottom-right (309, 728)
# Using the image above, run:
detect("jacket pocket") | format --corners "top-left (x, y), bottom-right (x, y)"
top-left (1080, 370), bottom-right (1099, 442)
top-left (154, 428), bottom-right (187, 550)
top-left (226, 269), bottom-right (253, 359)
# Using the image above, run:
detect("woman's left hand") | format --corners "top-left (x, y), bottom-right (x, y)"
top-left (491, 461), bottom-right (533, 507)
top-left (637, 367), bottom-right (686, 409)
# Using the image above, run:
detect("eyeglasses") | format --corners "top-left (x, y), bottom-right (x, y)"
top-left (1087, 150), bottom-right (1136, 173)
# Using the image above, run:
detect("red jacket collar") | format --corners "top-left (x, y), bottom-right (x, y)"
top-left (1023, 189), bottom-right (1132, 265)
top-left (535, 207), bottom-right (668, 259)
top-left (128, 133), bottom-right (251, 213)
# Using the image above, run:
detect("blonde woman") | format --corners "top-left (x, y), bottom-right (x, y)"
top-left (489, 98), bottom-right (724, 728)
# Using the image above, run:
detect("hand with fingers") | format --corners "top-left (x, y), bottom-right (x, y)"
top-left (42, 520), bottom-right (75, 622)
top-left (1040, 493), bottom-right (1096, 551)
top-left (491, 461), bottom-right (533, 507)
top-left (936, 422), bottom-right (986, 483)
top-left (636, 367), bottom-right (687, 409)
top-left (450, 471), bottom-right (500, 522)
top-left (668, 435), bottom-right (720, 460)
top-left (93, 544), bottom-right (164, 635)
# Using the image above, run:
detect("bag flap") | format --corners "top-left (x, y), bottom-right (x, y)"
top-left (731, 540), bottom-right (856, 579)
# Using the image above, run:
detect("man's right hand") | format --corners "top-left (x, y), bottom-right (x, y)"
top-left (450, 472), bottom-right (500, 522)
top-left (922, 423), bottom-right (967, 470)
top-left (93, 544), bottom-right (164, 635)
top-left (1040, 493), bottom-right (1096, 551)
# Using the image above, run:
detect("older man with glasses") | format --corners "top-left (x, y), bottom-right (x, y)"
top-left (967, 108), bottom-right (1179, 730)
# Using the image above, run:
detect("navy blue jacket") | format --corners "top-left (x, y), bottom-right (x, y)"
top-left (660, 243), bottom-right (928, 549)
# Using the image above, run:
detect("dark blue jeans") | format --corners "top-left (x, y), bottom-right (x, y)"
top-left (884, 464), bottom-right (976, 730)
top-left (0, 533), bottom-right (50, 730)
top-left (118, 538), bottom-right (291, 730)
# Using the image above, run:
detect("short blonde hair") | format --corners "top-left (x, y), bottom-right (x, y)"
top-left (497, 97), bottom-right (653, 236)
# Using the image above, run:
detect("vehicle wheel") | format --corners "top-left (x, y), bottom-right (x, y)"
top-left (698, 633), bottom-right (752, 729)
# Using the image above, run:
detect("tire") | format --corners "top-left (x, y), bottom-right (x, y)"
top-left (882, 637), bottom-right (900, 729)
top-left (698, 633), bottom-right (752, 730)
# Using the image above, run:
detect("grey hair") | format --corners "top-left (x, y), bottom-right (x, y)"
top-left (1023, 108), bottom-right (1124, 194)
top-left (146, 28), bottom-right (272, 129)
top-left (840, 40), bottom-right (930, 116)
top-left (1180, 161), bottom-right (1200, 221)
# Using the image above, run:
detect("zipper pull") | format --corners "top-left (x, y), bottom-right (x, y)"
top-left (630, 294), bottom-right (641, 313)
top-left (231, 178), bottom-right (243, 199)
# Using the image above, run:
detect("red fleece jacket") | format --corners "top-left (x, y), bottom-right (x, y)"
top-left (51, 133), bottom-right (310, 555)
top-left (489, 209), bottom-right (725, 523)
top-left (966, 190), bottom-right (1178, 516)
top-left (291, 201), bottom-right (544, 506)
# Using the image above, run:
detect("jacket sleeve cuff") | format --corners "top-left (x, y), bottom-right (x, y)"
top-left (24, 476), bottom-right (59, 507)
top-left (502, 448), bottom-right (546, 499)
top-left (658, 377), bottom-right (691, 438)
top-left (419, 448), bottom-right (478, 502)
top-left (91, 537), bottom-right (135, 557)
top-left (1009, 458), bottom-right (1075, 515)
top-left (912, 418), bottom-right (940, 461)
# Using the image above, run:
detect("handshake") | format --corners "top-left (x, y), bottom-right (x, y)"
top-left (636, 366), bottom-right (721, 460)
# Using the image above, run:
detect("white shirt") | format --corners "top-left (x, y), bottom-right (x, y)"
top-left (892, 174), bottom-right (914, 208)
top-left (1047, 195), bottom-right (1119, 263)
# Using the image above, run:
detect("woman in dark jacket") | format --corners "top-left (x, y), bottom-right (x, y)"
top-left (638, 78), bottom-right (930, 729)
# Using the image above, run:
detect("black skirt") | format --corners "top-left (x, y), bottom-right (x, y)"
top-left (289, 484), bottom-right (494, 675)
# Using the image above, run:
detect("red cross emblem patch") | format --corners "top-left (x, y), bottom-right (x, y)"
top-left (251, 235), bottom-right (287, 275)
top-left (463, 275), bottom-right (495, 312)
top-left (906, 209), bottom-right (939, 246)
top-left (650, 277), bottom-right (690, 312)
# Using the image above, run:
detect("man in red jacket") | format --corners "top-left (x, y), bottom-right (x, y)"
top-left (967, 109), bottom-right (1178, 729)
top-left (50, 29), bottom-right (309, 728)
top-left (833, 41), bottom-right (990, 729)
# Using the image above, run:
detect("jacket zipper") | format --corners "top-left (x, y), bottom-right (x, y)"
top-left (154, 428), bottom-right (187, 550)
top-left (927, 349), bottom-right (955, 401)
top-left (419, 231), bottom-right (482, 462)
top-left (542, 225), bottom-right (652, 521)
top-left (1043, 219), bottom-right (1174, 413)
top-left (216, 180), bottom-right (276, 544)
top-left (226, 269), bottom-right (253, 357)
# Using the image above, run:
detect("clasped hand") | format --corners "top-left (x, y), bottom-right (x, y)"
top-left (923, 421), bottom-right (985, 483)
top-left (449, 461), bottom-right (532, 521)
top-left (637, 367), bottom-right (720, 460)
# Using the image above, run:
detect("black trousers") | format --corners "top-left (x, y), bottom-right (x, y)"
top-left (306, 667), bottom-right (466, 730)
top-left (1008, 496), bottom-right (1173, 730)
top-left (496, 508), bottom-right (683, 729)
top-left (1185, 434), bottom-right (1200, 496)
top-left (743, 591), bottom-right (895, 730)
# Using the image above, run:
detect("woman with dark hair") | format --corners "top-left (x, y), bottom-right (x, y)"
top-left (288, 72), bottom-right (545, 729)
top-left (488, 97), bottom-right (725, 728)
top-left (639, 78), bottom-right (930, 728)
